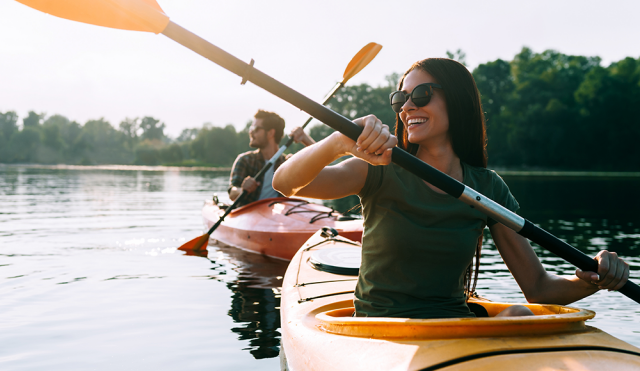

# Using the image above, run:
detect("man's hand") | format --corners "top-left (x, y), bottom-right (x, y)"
top-left (290, 127), bottom-right (316, 147)
top-left (241, 176), bottom-right (260, 193)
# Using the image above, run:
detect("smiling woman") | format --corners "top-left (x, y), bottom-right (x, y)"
top-left (272, 57), bottom-right (631, 319)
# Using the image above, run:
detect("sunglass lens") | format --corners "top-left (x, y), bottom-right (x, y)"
top-left (390, 92), bottom-right (406, 113)
top-left (411, 85), bottom-right (431, 107)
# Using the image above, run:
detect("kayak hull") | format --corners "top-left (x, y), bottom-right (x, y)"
top-left (202, 197), bottom-right (363, 261)
top-left (280, 230), bottom-right (640, 370)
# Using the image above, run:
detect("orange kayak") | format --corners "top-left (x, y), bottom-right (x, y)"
top-left (280, 229), bottom-right (640, 370)
top-left (202, 197), bottom-right (363, 261)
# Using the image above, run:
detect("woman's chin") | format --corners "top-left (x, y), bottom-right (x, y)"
top-left (407, 133), bottom-right (423, 145)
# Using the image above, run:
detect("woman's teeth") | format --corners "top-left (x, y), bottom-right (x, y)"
top-left (408, 118), bottom-right (428, 125)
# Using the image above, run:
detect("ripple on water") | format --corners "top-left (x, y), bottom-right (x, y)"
top-left (1, 166), bottom-right (639, 370)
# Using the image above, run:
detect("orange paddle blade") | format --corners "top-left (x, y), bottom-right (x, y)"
top-left (16, 0), bottom-right (170, 34)
top-left (178, 233), bottom-right (210, 252)
top-left (341, 42), bottom-right (382, 83)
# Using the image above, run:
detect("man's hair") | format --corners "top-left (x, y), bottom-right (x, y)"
top-left (254, 110), bottom-right (285, 143)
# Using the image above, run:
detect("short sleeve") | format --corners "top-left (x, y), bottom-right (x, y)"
top-left (487, 171), bottom-right (520, 227)
top-left (357, 163), bottom-right (385, 199)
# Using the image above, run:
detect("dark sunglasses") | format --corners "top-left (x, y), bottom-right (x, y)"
top-left (389, 83), bottom-right (443, 113)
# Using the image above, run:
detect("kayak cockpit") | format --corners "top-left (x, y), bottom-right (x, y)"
top-left (313, 299), bottom-right (595, 340)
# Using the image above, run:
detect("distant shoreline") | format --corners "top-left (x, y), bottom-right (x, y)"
top-left (496, 170), bottom-right (640, 178)
top-left (1, 163), bottom-right (639, 177)
top-left (0, 164), bottom-right (231, 172)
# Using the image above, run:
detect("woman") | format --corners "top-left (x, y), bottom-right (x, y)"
top-left (272, 58), bottom-right (629, 318)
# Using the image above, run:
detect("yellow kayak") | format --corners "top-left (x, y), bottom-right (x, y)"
top-left (280, 229), bottom-right (640, 370)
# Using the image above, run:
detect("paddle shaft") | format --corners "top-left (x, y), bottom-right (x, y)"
top-left (162, 21), bottom-right (640, 303)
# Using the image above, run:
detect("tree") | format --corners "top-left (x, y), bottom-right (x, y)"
top-left (139, 116), bottom-right (166, 141)
top-left (0, 111), bottom-right (18, 141)
top-left (119, 117), bottom-right (139, 139)
top-left (190, 124), bottom-right (244, 166)
top-left (10, 127), bottom-right (42, 163)
top-left (22, 111), bottom-right (43, 128)
top-left (76, 118), bottom-right (131, 164)
top-left (446, 49), bottom-right (467, 66)
top-left (176, 128), bottom-right (200, 143)
top-left (326, 74), bottom-right (399, 135)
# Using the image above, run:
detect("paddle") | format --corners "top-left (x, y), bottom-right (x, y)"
top-left (180, 43), bottom-right (381, 252)
top-left (16, 0), bottom-right (640, 303)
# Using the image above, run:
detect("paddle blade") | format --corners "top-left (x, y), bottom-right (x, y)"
top-left (15, 0), bottom-right (170, 34)
top-left (341, 42), bottom-right (382, 83)
top-left (178, 233), bottom-right (210, 252)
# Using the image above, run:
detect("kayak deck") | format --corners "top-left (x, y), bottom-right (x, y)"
top-left (202, 197), bottom-right (363, 260)
top-left (280, 230), bottom-right (640, 370)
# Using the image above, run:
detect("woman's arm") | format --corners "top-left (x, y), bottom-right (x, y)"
top-left (273, 115), bottom-right (397, 199)
top-left (490, 222), bottom-right (630, 305)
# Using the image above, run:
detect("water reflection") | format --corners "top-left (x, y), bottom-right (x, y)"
top-left (2, 165), bottom-right (639, 367)
top-left (503, 175), bottom-right (639, 220)
top-left (187, 242), bottom-right (288, 359)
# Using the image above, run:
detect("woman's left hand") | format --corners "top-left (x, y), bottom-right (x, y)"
top-left (575, 250), bottom-right (630, 291)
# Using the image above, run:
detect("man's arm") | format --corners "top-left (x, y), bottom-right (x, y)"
top-left (228, 154), bottom-right (259, 201)
top-left (290, 127), bottom-right (316, 147)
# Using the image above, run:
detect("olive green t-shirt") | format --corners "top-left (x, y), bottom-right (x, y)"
top-left (355, 162), bottom-right (519, 319)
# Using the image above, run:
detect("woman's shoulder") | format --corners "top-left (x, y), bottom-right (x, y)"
top-left (463, 163), bottom-right (510, 192)
top-left (463, 162), bottom-right (519, 214)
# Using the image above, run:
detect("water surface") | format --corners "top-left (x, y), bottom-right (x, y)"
top-left (1, 165), bottom-right (639, 370)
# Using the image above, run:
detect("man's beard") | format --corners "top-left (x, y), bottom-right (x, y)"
top-left (249, 137), bottom-right (266, 149)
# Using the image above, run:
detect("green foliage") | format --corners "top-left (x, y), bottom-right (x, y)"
top-left (189, 124), bottom-right (250, 167)
top-left (10, 126), bottom-right (42, 163)
top-left (0, 111), bottom-right (18, 140)
top-left (22, 111), bottom-right (43, 128)
top-left (1, 49), bottom-right (638, 171)
top-left (473, 47), bottom-right (640, 170)
top-left (446, 49), bottom-right (467, 66)
top-left (139, 116), bottom-right (166, 141)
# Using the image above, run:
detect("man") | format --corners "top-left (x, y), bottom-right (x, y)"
top-left (228, 109), bottom-right (315, 207)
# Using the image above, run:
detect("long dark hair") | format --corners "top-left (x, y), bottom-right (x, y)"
top-left (395, 59), bottom-right (488, 298)
top-left (394, 58), bottom-right (488, 168)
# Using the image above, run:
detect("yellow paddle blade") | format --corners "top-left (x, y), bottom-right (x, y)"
top-left (341, 42), bottom-right (382, 84)
top-left (15, 0), bottom-right (170, 34)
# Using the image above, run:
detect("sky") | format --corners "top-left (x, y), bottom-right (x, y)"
top-left (1, 0), bottom-right (639, 137)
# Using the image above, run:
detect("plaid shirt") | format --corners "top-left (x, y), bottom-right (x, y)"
top-left (228, 150), bottom-right (287, 207)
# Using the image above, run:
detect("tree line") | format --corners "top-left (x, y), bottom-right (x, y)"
top-left (1, 47), bottom-right (638, 170)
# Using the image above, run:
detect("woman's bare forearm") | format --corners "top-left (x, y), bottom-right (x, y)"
top-left (527, 273), bottom-right (599, 305)
top-left (273, 132), bottom-right (347, 197)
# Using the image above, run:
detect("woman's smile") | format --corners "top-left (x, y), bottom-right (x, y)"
top-left (399, 70), bottom-right (449, 146)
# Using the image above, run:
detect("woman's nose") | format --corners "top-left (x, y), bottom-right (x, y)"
top-left (401, 96), bottom-right (416, 112)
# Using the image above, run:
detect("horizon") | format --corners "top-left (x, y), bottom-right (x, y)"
top-left (2, 0), bottom-right (639, 137)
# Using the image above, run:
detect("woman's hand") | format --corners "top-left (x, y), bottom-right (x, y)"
top-left (575, 250), bottom-right (630, 291)
top-left (333, 114), bottom-right (397, 166)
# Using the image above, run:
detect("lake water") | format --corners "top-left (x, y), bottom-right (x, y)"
top-left (1, 165), bottom-right (639, 370)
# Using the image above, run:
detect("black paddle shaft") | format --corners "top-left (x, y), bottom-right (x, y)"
top-left (162, 22), bottom-right (640, 303)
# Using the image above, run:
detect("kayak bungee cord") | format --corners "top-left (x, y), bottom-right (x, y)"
top-left (15, 0), bottom-right (640, 303)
